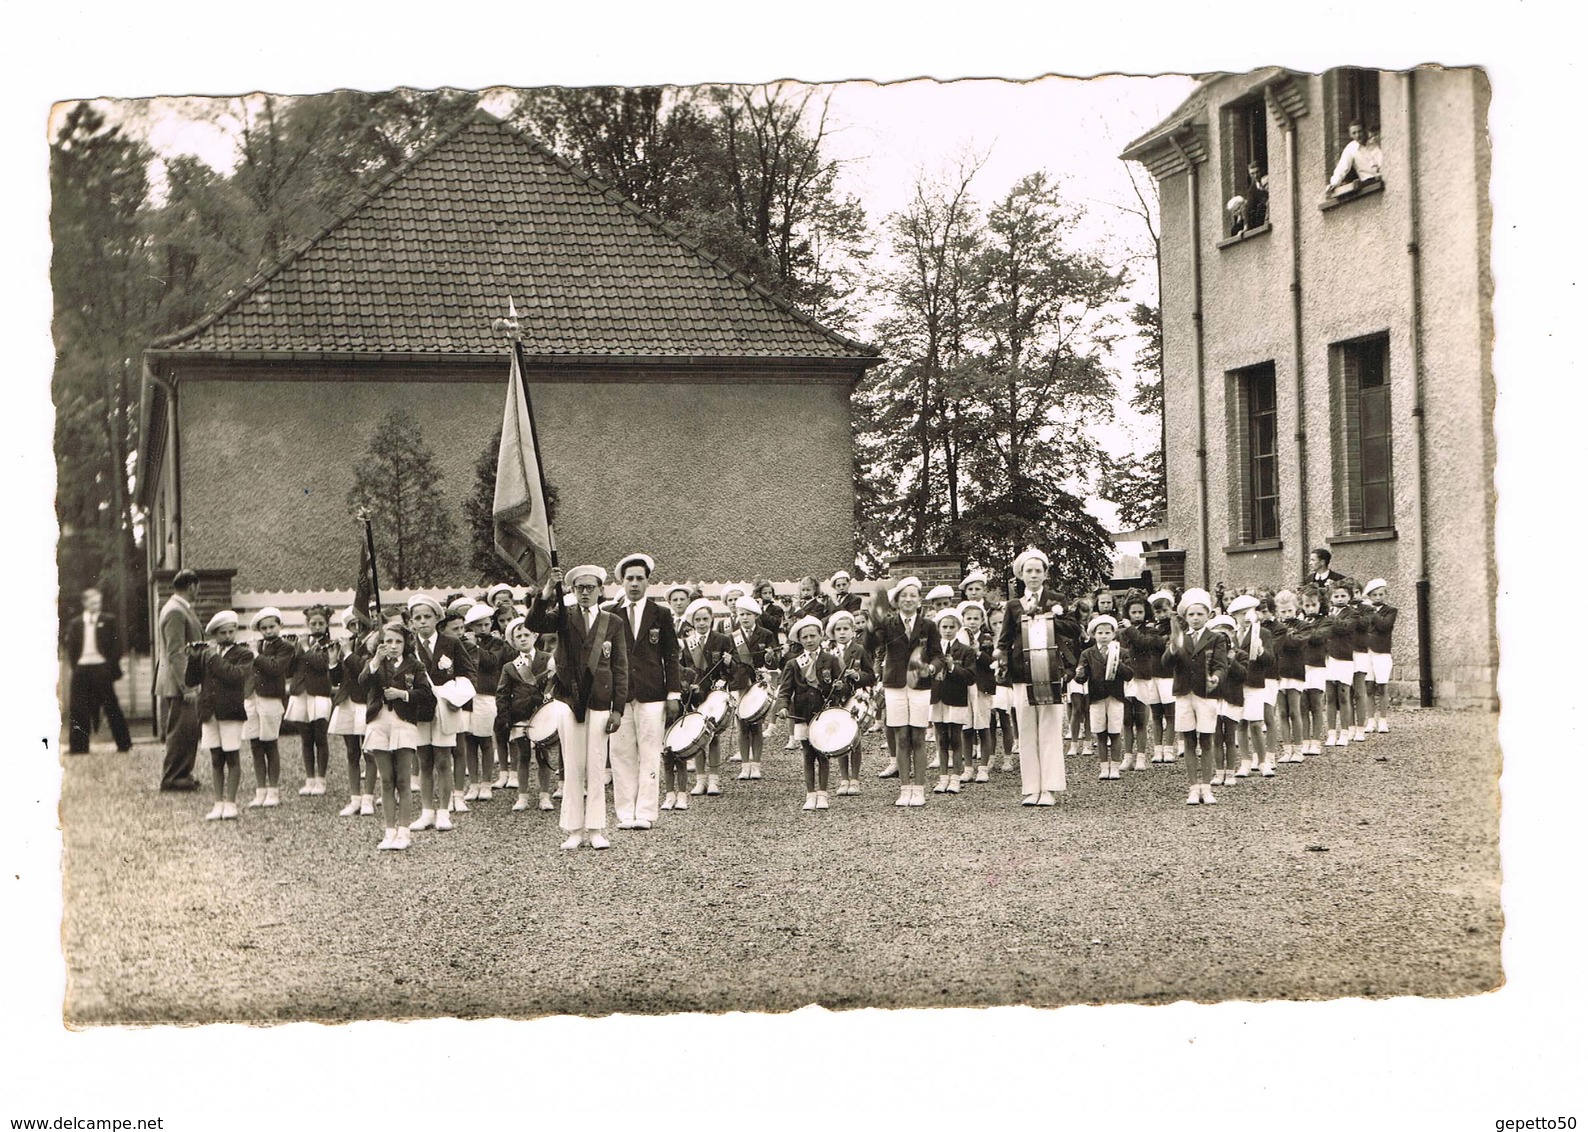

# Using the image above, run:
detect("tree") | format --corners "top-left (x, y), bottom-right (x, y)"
top-left (346, 409), bottom-right (461, 588)
top-left (463, 428), bottom-right (559, 582)
top-left (1101, 302), bottom-right (1167, 530)
top-left (51, 101), bottom-right (160, 644)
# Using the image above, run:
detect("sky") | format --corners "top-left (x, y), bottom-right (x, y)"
top-left (4, 5), bottom-right (1580, 1130)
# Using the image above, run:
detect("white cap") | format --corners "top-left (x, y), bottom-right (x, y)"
top-left (960, 569), bottom-right (988, 588)
top-left (925, 584), bottom-right (956, 602)
top-left (1365, 578), bottom-right (1388, 597)
top-left (486, 583), bottom-right (515, 602)
top-left (1226, 594), bottom-right (1260, 616)
top-left (206, 610), bottom-right (239, 634)
top-left (616, 553), bottom-right (655, 578)
top-left (957, 600), bottom-right (986, 620)
top-left (1149, 589), bottom-right (1175, 607)
top-left (407, 593), bottom-right (444, 617)
top-left (888, 576), bottom-right (923, 603)
top-left (564, 564), bottom-right (607, 587)
top-left (683, 598), bottom-right (715, 624)
top-left (829, 570), bottom-right (852, 585)
top-left (734, 596), bottom-right (762, 616)
top-left (1178, 588), bottom-right (1213, 615)
top-left (463, 603), bottom-right (494, 627)
top-left (931, 607), bottom-right (962, 628)
top-left (250, 606), bottom-right (283, 630)
top-left (1208, 614), bottom-right (1237, 633)
top-left (825, 609), bottom-right (856, 633)
top-left (1087, 614), bottom-right (1119, 636)
top-left (1012, 547), bottom-right (1050, 576)
top-left (790, 615), bottom-right (824, 639)
top-left (505, 616), bottom-right (528, 638)
top-left (339, 606), bottom-right (362, 628)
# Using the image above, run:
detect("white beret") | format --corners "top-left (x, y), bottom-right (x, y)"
top-left (564, 564), bottom-right (607, 587)
top-left (463, 603), bottom-right (494, 626)
top-left (1149, 589), bottom-right (1175, 607)
top-left (1012, 547), bottom-right (1050, 576)
top-left (1178, 588), bottom-right (1213, 615)
top-left (505, 616), bottom-right (528, 637)
top-left (1087, 614), bottom-right (1119, 635)
top-left (1207, 614), bottom-right (1237, 633)
top-left (206, 610), bottom-right (239, 633)
top-left (1226, 594), bottom-right (1260, 616)
top-left (957, 600), bottom-right (986, 620)
top-left (734, 596), bottom-right (763, 616)
top-left (825, 609), bottom-right (856, 632)
top-left (250, 606), bottom-right (283, 630)
top-left (829, 570), bottom-right (852, 585)
top-left (1364, 578), bottom-right (1388, 596)
top-left (486, 583), bottom-right (515, 602)
top-left (790, 615), bottom-right (824, 639)
top-left (616, 553), bottom-right (655, 577)
top-left (925, 584), bottom-right (956, 602)
top-left (683, 598), bottom-right (715, 624)
top-left (407, 593), bottom-right (444, 616)
top-left (668, 584), bottom-right (692, 599)
top-left (960, 570), bottom-right (988, 588)
top-left (887, 575), bottom-right (923, 603)
top-left (931, 607), bottom-right (962, 627)
top-left (339, 606), bottom-right (362, 628)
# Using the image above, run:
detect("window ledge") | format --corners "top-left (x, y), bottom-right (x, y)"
top-left (1327, 528), bottom-right (1398, 545)
top-left (1319, 177), bottom-right (1385, 211)
top-left (1217, 222), bottom-right (1271, 249)
top-left (1223, 539), bottom-right (1283, 554)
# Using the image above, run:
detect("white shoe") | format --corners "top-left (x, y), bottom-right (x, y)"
top-left (1037, 791), bottom-right (1056, 807)
top-left (1235, 760), bottom-right (1251, 778)
top-left (878, 758), bottom-right (898, 779)
top-left (409, 809), bottom-right (435, 831)
top-left (221, 802), bottom-right (239, 819)
top-left (662, 793), bottom-right (676, 811)
top-left (975, 766), bottom-right (989, 783)
top-left (737, 767), bottom-right (751, 781)
top-left (729, 752), bottom-right (742, 762)
top-left (1134, 753), bottom-right (1149, 771)
top-left (1325, 729), bottom-right (1339, 747)
top-left (477, 786), bottom-right (492, 801)
top-left (377, 829), bottom-right (397, 850)
top-left (247, 789), bottom-right (267, 808)
top-left (1109, 767), bottom-right (1122, 780)
top-left (299, 780), bottom-right (315, 796)
top-left (204, 802), bottom-right (225, 821)
top-left (1353, 727), bottom-right (1367, 742)
top-left (435, 809), bottom-right (452, 832)
top-left (1377, 717), bottom-right (1389, 733)
top-left (452, 791), bottom-right (470, 813)
top-left (359, 794), bottom-right (375, 815)
top-left (1021, 794), bottom-right (1038, 806)
top-left (815, 791), bottom-right (829, 810)
top-left (674, 794), bottom-right (688, 811)
top-left (1259, 760), bottom-right (1276, 777)
top-left (590, 834), bottom-right (610, 850)
top-left (512, 795), bottom-right (530, 812)
top-left (947, 775), bottom-right (961, 794)
top-left (505, 772), bottom-right (519, 790)
top-left (553, 786), bottom-right (563, 799)
top-left (616, 820), bottom-right (636, 830)
top-left (315, 777), bottom-right (328, 795)
top-left (1201, 784), bottom-right (1217, 804)
top-left (1186, 787), bottom-right (1201, 805)
top-left (464, 784), bottom-right (480, 802)
top-left (690, 779), bottom-right (706, 796)
top-left (339, 798), bottom-right (360, 817)
top-left (927, 755), bottom-right (940, 769)
top-left (1212, 770), bottom-right (1225, 786)
top-left (264, 787), bottom-right (280, 807)
top-left (803, 793), bottom-right (817, 811)
top-left (1001, 757), bottom-right (1015, 773)
top-left (539, 793), bottom-right (554, 811)
top-left (750, 765), bottom-right (762, 780)
top-left (706, 775), bottom-right (721, 795)
top-left (560, 834), bottom-right (583, 850)
top-left (895, 789), bottom-right (911, 807)
top-left (910, 785), bottom-right (926, 807)
top-left (632, 820), bottom-right (651, 830)
top-left (786, 736), bottom-right (799, 750)
top-left (392, 828), bottom-right (410, 850)
top-left (934, 775), bottom-right (949, 794)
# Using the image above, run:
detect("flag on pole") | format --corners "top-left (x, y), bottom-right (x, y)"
top-left (354, 515), bottom-right (382, 625)
top-left (493, 341), bottom-right (556, 585)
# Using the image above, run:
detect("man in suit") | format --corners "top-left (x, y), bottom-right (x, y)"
top-left (156, 570), bottom-right (205, 789)
top-left (604, 553), bottom-right (681, 830)
top-left (525, 564), bottom-right (629, 850)
top-left (1303, 547), bottom-right (1346, 591)
top-left (63, 587), bottom-right (132, 754)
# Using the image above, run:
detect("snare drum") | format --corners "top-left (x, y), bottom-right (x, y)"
top-left (699, 689), bottom-right (732, 727)
top-left (663, 712), bottom-right (714, 761)
top-left (736, 683), bottom-right (773, 725)
top-left (808, 707), bottom-right (860, 758)
top-left (844, 694), bottom-right (875, 729)
top-left (524, 700), bottom-right (566, 744)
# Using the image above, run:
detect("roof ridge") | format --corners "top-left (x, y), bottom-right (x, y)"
top-left (150, 107), bottom-right (493, 350)
top-left (480, 115), bottom-right (878, 358)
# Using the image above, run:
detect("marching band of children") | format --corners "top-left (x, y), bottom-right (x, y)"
top-left (169, 547), bottom-right (1402, 852)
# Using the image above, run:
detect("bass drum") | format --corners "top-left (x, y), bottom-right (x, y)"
top-left (663, 712), bottom-right (714, 761)
top-left (736, 683), bottom-right (774, 725)
top-left (808, 707), bottom-right (860, 758)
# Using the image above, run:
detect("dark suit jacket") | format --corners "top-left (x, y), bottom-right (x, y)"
top-left (724, 625), bottom-right (777, 693)
top-left (679, 630), bottom-right (735, 708)
top-left (1162, 627), bottom-right (1229, 698)
top-left (358, 654), bottom-right (435, 724)
top-left (868, 611), bottom-right (944, 690)
top-left (524, 593), bottom-right (630, 722)
top-left (831, 592), bottom-right (864, 615)
top-left (996, 586), bottom-right (1081, 687)
top-left (1303, 569), bottom-right (1346, 591)
top-left (495, 650), bottom-right (553, 727)
top-left (186, 643), bottom-right (255, 721)
top-left (63, 611), bottom-right (124, 679)
top-left (604, 597), bottom-right (681, 703)
top-left (776, 650), bottom-right (846, 723)
top-left (411, 632), bottom-right (479, 709)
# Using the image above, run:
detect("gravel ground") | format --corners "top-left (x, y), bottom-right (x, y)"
top-left (61, 708), bottom-right (1501, 1024)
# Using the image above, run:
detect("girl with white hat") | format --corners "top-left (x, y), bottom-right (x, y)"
top-left (677, 598), bottom-right (733, 798)
top-left (1163, 588), bottom-right (1228, 805)
top-left (359, 622), bottom-right (435, 850)
top-left (328, 607), bottom-right (377, 817)
top-left (244, 607), bottom-right (294, 807)
top-left (288, 604), bottom-right (340, 799)
top-left (867, 576), bottom-right (943, 807)
top-left (825, 608), bottom-right (875, 795)
top-left (1074, 613), bottom-right (1133, 780)
top-left (927, 607), bottom-right (975, 796)
top-left (186, 611), bottom-right (253, 821)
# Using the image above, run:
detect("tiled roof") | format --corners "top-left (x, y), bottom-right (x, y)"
top-left (155, 112), bottom-right (877, 361)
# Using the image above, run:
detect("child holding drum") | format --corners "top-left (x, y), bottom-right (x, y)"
top-left (677, 598), bottom-right (733, 798)
top-left (495, 617), bottom-right (559, 813)
top-left (774, 615), bottom-right (846, 811)
top-left (825, 608), bottom-right (875, 795)
top-left (727, 595), bottom-right (778, 780)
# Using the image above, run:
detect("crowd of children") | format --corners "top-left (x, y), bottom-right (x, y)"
top-left (176, 552), bottom-right (1399, 847)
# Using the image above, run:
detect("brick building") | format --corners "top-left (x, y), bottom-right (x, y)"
top-left (1120, 67), bottom-right (1494, 706)
top-left (136, 111), bottom-right (879, 616)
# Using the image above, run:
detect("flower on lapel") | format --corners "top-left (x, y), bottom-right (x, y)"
top-left (438, 653), bottom-right (452, 672)
top-left (648, 628), bottom-right (659, 645)
top-left (601, 641), bottom-right (612, 660)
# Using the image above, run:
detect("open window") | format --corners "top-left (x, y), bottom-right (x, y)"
top-left (1323, 68), bottom-right (1383, 203)
top-left (1222, 93), bottom-right (1271, 238)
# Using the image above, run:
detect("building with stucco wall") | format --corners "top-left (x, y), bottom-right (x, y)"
top-left (1122, 67), bottom-right (1493, 706)
top-left (137, 111), bottom-right (879, 615)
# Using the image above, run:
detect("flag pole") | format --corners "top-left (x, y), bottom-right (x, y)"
top-left (360, 509), bottom-right (382, 624)
top-left (500, 298), bottom-right (558, 569)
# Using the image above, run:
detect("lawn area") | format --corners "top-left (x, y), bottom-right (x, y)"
top-left (61, 708), bottom-right (1501, 1024)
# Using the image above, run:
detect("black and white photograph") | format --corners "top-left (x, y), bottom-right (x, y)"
top-left (7, 6), bottom-right (1578, 1130)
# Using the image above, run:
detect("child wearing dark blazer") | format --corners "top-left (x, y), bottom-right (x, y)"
top-left (359, 623), bottom-right (435, 851)
top-left (1075, 614), bottom-right (1135, 780)
top-left (1226, 595), bottom-right (1275, 778)
top-left (957, 601), bottom-right (997, 784)
top-left (1162, 588), bottom-right (1229, 805)
top-left (188, 610), bottom-right (254, 821)
top-left (329, 608), bottom-right (378, 816)
top-left (775, 616), bottom-right (847, 811)
top-left (825, 609), bottom-right (875, 795)
top-left (868, 577), bottom-right (945, 807)
top-left (1208, 615), bottom-right (1247, 786)
top-left (287, 604), bottom-right (339, 799)
top-left (1362, 579), bottom-right (1398, 733)
top-left (726, 596), bottom-right (778, 781)
top-left (244, 607), bottom-right (294, 807)
top-left (496, 617), bottom-right (557, 813)
top-left (927, 607), bottom-right (975, 796)
top-left (678, 599), bottom-right (734, 799)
